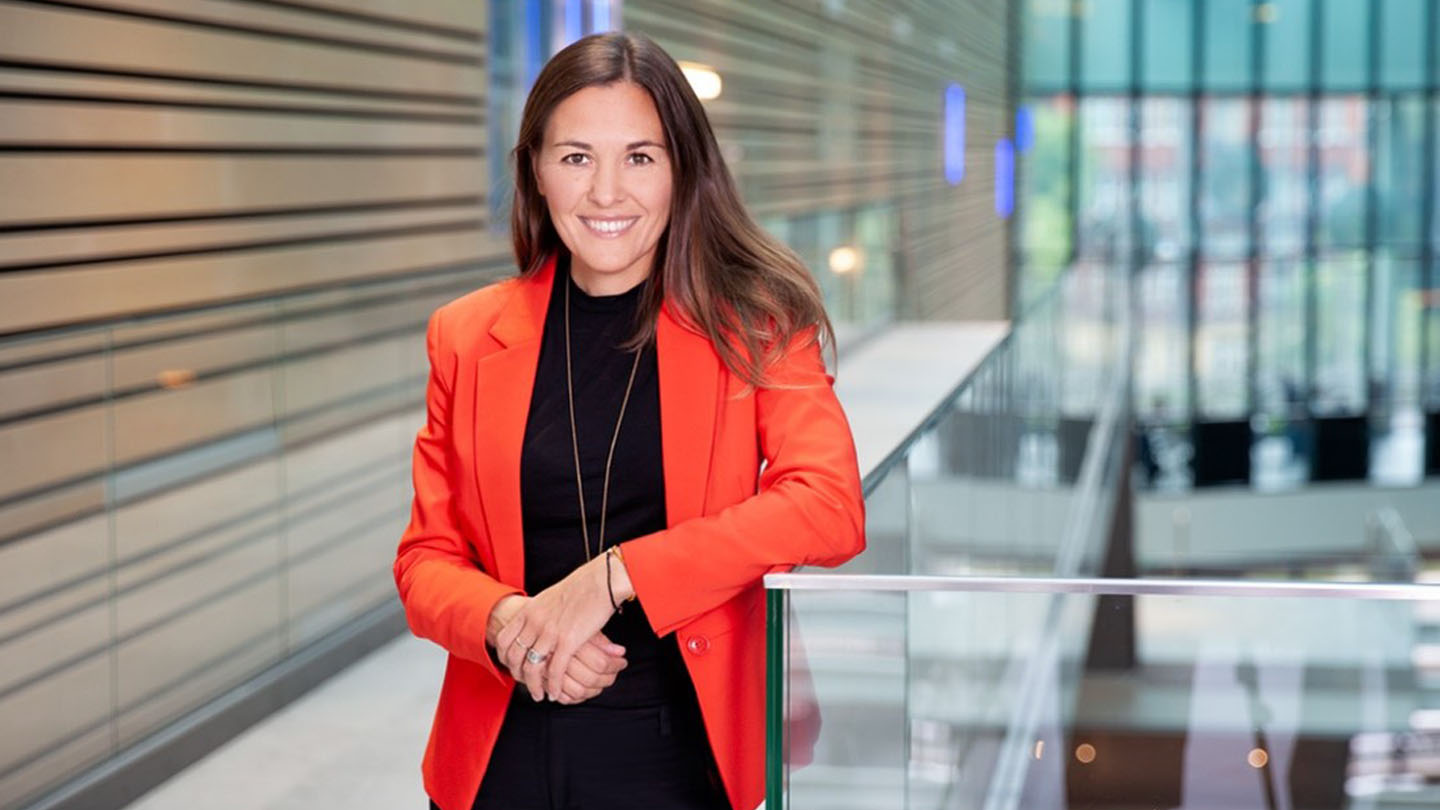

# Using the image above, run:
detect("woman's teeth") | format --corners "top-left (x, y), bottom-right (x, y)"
top-left (581, 217), bottom-right (638, 236)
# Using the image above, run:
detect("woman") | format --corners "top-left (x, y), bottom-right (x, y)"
top-left (393, 31), bottom-right (865, 810)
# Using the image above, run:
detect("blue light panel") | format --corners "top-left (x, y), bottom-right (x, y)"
top-left (944, 83), bottom-right (966, 186)
top-left (564, 0), bottom-right (583, 46)
top-left (1015, 105), bottom-right (1034, 153)
top-left (524, 0), bottom-right (545, 89)
top-left (994, 138), bottom-right (1015, 218)
top-left (592, 0), bottom-right (612, 32)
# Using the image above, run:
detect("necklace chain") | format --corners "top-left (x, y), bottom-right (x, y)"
top-left (564, 274), bottom-right (644, 562)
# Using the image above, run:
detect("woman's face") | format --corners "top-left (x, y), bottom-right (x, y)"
top-left (534, 82), bottom-right (673, 295)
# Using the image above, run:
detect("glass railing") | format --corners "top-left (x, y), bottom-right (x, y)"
top-left (765, 574), bottom-right (1440, 810)
top-left (766, 258), bottom-right (1440, 810)
top-left (760, 260), bottom-right (1138, 807)
top-left (844, 263), bottom-right (1131, 582)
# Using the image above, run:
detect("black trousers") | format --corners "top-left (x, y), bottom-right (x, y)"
top-left (429, 687), bottom-right (730, 810)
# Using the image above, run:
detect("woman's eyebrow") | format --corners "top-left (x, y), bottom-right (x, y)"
top-left (552, 139), bottom-right (667, 150)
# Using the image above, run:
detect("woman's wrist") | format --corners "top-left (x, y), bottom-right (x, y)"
top-left (606, 545), bottom-right (636, 604)
top-left (486, 593), bottom-right (524, 648)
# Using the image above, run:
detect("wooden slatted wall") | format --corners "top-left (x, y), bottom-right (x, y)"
top-left (0, 2), bottom-right (499, 807)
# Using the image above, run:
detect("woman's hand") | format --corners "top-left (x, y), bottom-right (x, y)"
top-left (493, 555), bottom-right (629, 701)
top-left (489, 593), bottom-right (629, 703)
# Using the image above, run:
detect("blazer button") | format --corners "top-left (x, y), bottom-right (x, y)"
top-left (686, 635), bottom-right (711, 655)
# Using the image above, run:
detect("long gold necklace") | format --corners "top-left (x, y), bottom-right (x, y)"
top-left (564, 273), bottom-right (644, 562)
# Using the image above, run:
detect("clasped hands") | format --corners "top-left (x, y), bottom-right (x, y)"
top-left (486, 551), bottom-right (636, 705)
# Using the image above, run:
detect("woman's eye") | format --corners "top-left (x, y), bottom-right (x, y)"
top-left (628, 153), bottom-right (654, 165)
top-left (561, 153), bottom-right (589, 165)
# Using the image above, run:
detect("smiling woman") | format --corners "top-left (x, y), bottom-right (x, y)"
top-left (393, 31), bottom-right (866, 810)
top-left (533, 82), bottom-right (673, 295)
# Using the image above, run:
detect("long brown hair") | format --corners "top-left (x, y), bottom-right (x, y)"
top-left (510, 32), bottom-right (834, 387)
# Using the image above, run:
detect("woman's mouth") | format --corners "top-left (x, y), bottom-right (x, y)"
top-left (579, 216), bottom-right (639, 238)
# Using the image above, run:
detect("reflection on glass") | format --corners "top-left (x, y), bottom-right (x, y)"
top-left (1260, 0), bottom-right (1312, 91)
top-left (1079, 0), bottom-right (1131, 91)
top-left (1060, 264), bottom-right (1116, 418)
top-left (1375, 96), bottom-right (1425, 250)
top-left (1203, 0), bottom-right (1254, 91)
top-left (1429, 274), bottom-right (1440, 407)
top-left (1134, 263), bottom-right (1190, 422)
top-left (1256, 261), bottom-right (1307, 416)
top-left (1019, 94), bottom-right (1074, 277)
top-left (1141, 0), bottom-right (1194, 90)
top-left (1317, 97), bottom-right (1369, 250)
top-left (1199, 97), bottom-right (1252, 259)
top-left (1195, 263), bottom-right (1249, 417)
top-left (1253, 261), bottom-right (1310, 489)
top-left (1370, 259), bottom-right (1426, 485)
top-left (1321, 0), bottom-right (1369, 90)
top-left (1077, 98), bottom-right (1133, 262)
top-left (1313, 258), bottom-right (1367, 414)
top-left (1258, 97), bottom-right (1309, 258)
top-left (1138, 99), bottom-right (1191, 261)
top-left (774, 582), bottom-right (1440, 810)
top-left (1023, 0), bottom-right (1070, 89)
top-left (1371, 259), bottom-right (1425, 406)
top-left (1380, 0), bottom-right (1427, 90)
top-left (1016, 1), bottom-right (1439, 492)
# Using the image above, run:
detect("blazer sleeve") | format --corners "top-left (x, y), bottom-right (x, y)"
top-left (392, 306), bottom-right (521, 683)
top-left (620, 329), bottom-right (866, 638)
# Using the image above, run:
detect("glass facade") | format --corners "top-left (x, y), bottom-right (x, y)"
top-left (1020, 0), bottom-right (1440, 489)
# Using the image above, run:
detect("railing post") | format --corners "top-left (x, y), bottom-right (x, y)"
top-left (765, 587), bottom-right (788, 810)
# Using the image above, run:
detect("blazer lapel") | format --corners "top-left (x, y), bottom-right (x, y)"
top-left (471, 257), bottom-right (721, 589)
top-left (656, 301), bottom-right (720, 526)
top-left (471, 257), bottom-right (554, 589)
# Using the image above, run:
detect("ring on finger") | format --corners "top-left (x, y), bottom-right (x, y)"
top-left (525, 648), bottom-right (549, 665)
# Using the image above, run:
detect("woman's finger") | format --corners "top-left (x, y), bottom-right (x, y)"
top-left (496, 613), bottom-right (534, 675)
top-left (494, 614), bottom-right (526, 662)
top-left (544, 635), bottom-right (583, 700)
top-left (593, 632), bottom-right (627, 658)
top-left (573, 638), bottom-right (627, 678)
top-left (519, 649), bottom-right (549, 701)
top-left (564, 657), bottom-right (605, 690)
top-left (560, 672), bottom-right (601, 702)
top-left (502, 633), bottom-right (535, 676)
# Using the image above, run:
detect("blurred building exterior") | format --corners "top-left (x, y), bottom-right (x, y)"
top-left (1019, 0), bottom-right (1440, 491)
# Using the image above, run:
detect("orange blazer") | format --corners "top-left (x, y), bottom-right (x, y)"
top-left (392, 254), bottom-right (865, 810)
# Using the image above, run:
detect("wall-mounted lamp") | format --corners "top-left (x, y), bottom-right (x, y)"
top-left (678, 61), bottom-right (722, 101)
top-left (828, 246), bottom-right (863, 275)
top-left (157, 369), bottom-right (197, 389)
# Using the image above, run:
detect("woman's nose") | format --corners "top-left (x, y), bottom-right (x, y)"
top-left (587, 161), bottom-right (622, 206)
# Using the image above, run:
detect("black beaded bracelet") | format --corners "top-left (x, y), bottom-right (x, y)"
top-left (605, 547), bottom-right (624, 613)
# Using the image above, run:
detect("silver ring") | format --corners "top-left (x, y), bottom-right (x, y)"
top-left (525, 648), bottom-right (548, 665)
top-left (512, 637), bottom-right (527, 647)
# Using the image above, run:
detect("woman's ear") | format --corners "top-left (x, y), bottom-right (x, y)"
top-left (532, 154), bottom-right (545, 197)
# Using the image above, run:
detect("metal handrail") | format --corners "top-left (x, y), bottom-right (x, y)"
top-left (763, 572), bottom-right (1440, 599)
top-left (857, 276), bottom-right (1068, 497)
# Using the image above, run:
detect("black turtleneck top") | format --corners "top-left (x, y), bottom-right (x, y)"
top-left (518, 255), bottom-right (690, 708)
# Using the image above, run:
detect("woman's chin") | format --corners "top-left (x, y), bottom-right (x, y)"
top-left (568, 249), bottom-right (655, 282)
